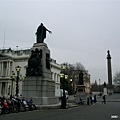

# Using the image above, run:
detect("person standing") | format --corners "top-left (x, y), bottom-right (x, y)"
top-left (90, 96), bottom-right (93, 105)
top-left (94, 95), bottom-right (97, 103)
top-left (87, 96), bottom-right (90, 105)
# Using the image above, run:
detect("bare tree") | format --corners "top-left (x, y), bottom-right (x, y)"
top-left (113, 71), bottom-right (120, 85)
top-left (74, 62), bottom-right (86, 70)
top-left (60, 62), bottom-right (87, 94)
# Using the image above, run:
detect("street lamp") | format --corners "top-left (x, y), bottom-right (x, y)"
top-left (19, 74), bottom-right (24, 81)
top-left (16, 65), bottom-right (21, 96)
top-left (99, 79), bottom-right (101, 93)
top-left (70, 79), bottom-right (72, 82)
top-left (70, 79), bottom-right (73, 95)
top-left (60, 64), bottom-right (68, 109)
top-left (11, 71), bottom-right (16, 96)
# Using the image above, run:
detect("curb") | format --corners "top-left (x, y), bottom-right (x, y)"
top-left (36, 103), bottom-right (79, 110)
top-left (36, 104), bottom-right (61, 110)
top-left (97, 100), bottom-right (120, 102)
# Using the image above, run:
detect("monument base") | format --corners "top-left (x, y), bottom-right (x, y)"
top-left (108, 88), bottom-right (113, 95)
top-left (76, 85), bottom-right (85, 93)
top-left (22, 42), bottom-right (59, 105)
top-left (22, 76), bottom-right (55, 97)
top-left (103, 88), bottom-right (107, 95)
top-left (107, 86), bottom-right (113, 95)
top-left (75, 85), bottom-right (87, 104)
top-left (22, 76), bottom-right (60, 105)
top-left (31, 97), bottom-right (60, 105)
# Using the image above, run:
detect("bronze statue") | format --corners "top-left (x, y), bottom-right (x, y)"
top-left (104, 82), bottom-right (106, 87)
top-left (107, 50), bottom-right (111, 59)
top-left (26, 48), bottom-right (42, 76)
top-left (36, 23), bottom-right (52, 43)
top-left (107, 50), bottom-right (110, 55)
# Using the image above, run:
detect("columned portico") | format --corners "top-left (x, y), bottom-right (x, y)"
top-left (0, 57), bottom-right (14, 96)
top-left (0, 60), bottom-right (12, 76)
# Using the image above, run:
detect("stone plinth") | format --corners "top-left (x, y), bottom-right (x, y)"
top-left (22, 76), bottom-right (55, 97)
top-left (22, 43), bottom-right (59, 105)
top-left (76, 85), bottom-right (86, 95)
top-left (103, 87), bottom-right (107, 95)
top-left (31, 43), bottom-right (51, 78)
top-left (75, 85), bottom-right (87, 103)
top-left (107, 85), bottom-right (113, 94)
top-left (32, 97), bottom-right (59, 105)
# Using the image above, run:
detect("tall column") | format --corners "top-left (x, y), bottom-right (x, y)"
top-left (0, 83), bottom-right (2, 96)
top-left (107, 50), bottom-right (113, 93)
top-left (5, 82), bottom-right (8, 96)
top-left (9, 61), bottom-right (12, 76)
top-left (1, 62), bottom-right (3, 76)
top-left (0, 62), bottom-right (1, 76)
top-left (6, 61), bottom-right (8, 76)
top-left (8, 61), bottom-right (11, 76)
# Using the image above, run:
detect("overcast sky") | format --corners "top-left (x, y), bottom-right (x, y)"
top-left (0, 0), bottom-right (120, 84)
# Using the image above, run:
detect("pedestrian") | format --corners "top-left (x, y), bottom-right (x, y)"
top-left (90, 96), bottom-right (93, 105)
top-left (79, 97), bottom-right (83, 105)
top-left (87, 96), bottom-right (90, 105)
top-left (92, 96), bottom-right (94, 103)
top-left (102, 95), bottom-right (106, 104)
top-left (94, 95), bottom-right (97, 103)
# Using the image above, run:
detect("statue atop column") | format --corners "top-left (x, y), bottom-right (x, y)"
top-left (104, 82), bottom-right (107, 87)
top-left (35, 23), bottom-right (52, 43)
top-left (107, 50), bottom-right (111, 59)
top-left (106, 50), bottom-right (113, 94)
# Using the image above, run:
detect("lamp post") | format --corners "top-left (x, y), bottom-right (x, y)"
top-left (11, 71), bottom-right (16, 96)
top-left (70, 79), bottom-right (73, 95)
top-left (99, 79), bottom-right (101, 93)
top-left (60, 64), bottom-right (68, 109)
top-left (15, 66), bottom-right (21, 96)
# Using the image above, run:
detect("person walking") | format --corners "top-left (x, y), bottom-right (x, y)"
top-left (102, 95), bottom-right (106, 104)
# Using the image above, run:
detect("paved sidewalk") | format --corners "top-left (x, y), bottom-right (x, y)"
top-left (36, 102), bottom-right (79, 110)
top-left (67, 102), bottom-right (79, 108)
top-left (94, 94), bottom-right (120, 102)
top-left (36, 94), bottom-right (120, 110)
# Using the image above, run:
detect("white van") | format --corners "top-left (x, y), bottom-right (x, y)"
top-left (60, 89), bottom-right (69, 99)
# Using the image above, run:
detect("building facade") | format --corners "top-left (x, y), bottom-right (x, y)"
top-left (0, 48), bottom-right (61, 97)
top-left (83, 71), bottom-right (91, 94)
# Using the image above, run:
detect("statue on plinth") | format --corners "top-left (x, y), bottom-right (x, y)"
top-left (35, 23), bottom-right (52, 43)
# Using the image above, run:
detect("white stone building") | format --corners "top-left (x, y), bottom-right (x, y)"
top-left (0, 48), bottom-right (61, 97)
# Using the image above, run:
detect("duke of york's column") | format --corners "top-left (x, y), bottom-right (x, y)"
top-left (107, 50), bottom-right (113, 94)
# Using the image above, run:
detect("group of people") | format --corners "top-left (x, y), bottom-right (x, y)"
top-left (87, 95), bottom-right (97, 105)
top-left (86, 94), bottom-right (106, 105)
